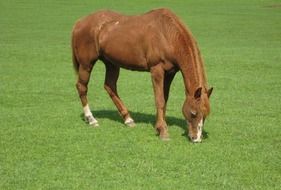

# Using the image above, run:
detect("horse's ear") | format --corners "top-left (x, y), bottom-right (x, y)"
top-left (194, 87), bottom-right (202, 99)
top-left (207, 87), bottom-right (213, 98)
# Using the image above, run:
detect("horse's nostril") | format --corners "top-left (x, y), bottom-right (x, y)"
top-left (191, 136), bottom-right (197, 140)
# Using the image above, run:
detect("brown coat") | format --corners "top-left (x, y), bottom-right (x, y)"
top-left (72, 8), bottom-right (213, 142)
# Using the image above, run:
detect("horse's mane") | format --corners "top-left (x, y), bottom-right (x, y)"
top-left (152, 9), bottom-right (208, 90)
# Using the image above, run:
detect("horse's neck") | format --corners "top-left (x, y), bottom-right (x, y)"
top-left (165, 21), bottom-right (207, 96)
top-left (158, 11), bottom-right (207, 95)
top-left (178, 46), bottom-right (207, 96)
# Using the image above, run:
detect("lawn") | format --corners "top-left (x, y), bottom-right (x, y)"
top-left (0, 0), bottom-right (280, 189)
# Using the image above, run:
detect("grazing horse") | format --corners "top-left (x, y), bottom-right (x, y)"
top-left (71, 8), bottom-right (213, 142)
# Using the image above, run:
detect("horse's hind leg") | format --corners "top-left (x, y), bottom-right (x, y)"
top-left (76, 62), bottom-right (99, 127)
top-left (104, 61), bottom-right (135, 127)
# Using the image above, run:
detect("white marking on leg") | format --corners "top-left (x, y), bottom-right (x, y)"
top-left (86, 115), bottom-right (99, 126)
top-left (83, 104), bottom-right (92, 117)
top-left (124, 117), bottom-right (135, 127)
top-left (83, 104), bottom-right (99, 126)
top-left (125, 117), bottom-right (133, 124)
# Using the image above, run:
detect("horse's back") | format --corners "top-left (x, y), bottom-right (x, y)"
top-left (98, 9), bottom-right (176, 70)
top-left (72, 10), bottom-right (121, 33)
top-left (72, 8), bottom-right (181, 70)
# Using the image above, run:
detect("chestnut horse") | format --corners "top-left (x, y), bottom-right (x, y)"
top-left (71, 8), bottom-right (213, 142)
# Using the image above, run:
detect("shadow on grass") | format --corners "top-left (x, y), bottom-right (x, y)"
top-left (80, 110), bottom-right (209, 140)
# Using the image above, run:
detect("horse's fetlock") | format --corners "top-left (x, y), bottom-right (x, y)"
top-left (120, 110), bottom-right (130, 119)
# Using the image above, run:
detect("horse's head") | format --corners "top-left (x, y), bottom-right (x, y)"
top-left (182, 87), bottom-right (213, 143)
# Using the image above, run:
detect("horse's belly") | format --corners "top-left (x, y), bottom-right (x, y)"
top-left (103, 52), bottom-right (149, 71)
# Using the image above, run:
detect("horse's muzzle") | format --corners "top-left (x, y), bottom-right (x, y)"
top-left (189, 135), bottom-right (202, 143)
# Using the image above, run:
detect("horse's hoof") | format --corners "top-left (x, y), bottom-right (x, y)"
top-left (159, 133), bottom-right (170, 141)
top-left (85, 115), bottom-right (99, 127)
top-left (90, 122), bottom-right (99, 128)
top-left (160, 136), bottom-right (170, 141)
top-left (127, 122), bottom-right (136, 128)
top-left (124, 118), bottom-right (135, 128)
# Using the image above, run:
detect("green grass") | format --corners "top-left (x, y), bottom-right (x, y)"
top-left (1, 0), bottom-right (281, 189)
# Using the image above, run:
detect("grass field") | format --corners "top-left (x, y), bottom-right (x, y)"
top-left (1, 0), bottom-right (281, 189)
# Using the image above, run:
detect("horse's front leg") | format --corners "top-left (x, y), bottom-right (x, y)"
top-left (104, 62), bottom-right (135, 127)
top-left (150, 64), bottom-right (169, 140)
top-left (164, 70), bottom-right (177, 113)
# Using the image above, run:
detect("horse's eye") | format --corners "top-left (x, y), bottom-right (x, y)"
top-left (190, 110), bottom-right (197, 118)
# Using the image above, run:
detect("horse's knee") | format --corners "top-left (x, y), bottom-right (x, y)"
top-left (76, 82), bottom-right (87, 97)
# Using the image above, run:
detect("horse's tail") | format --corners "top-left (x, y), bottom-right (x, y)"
top-left (71, 32), bottom-right (79, 75)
